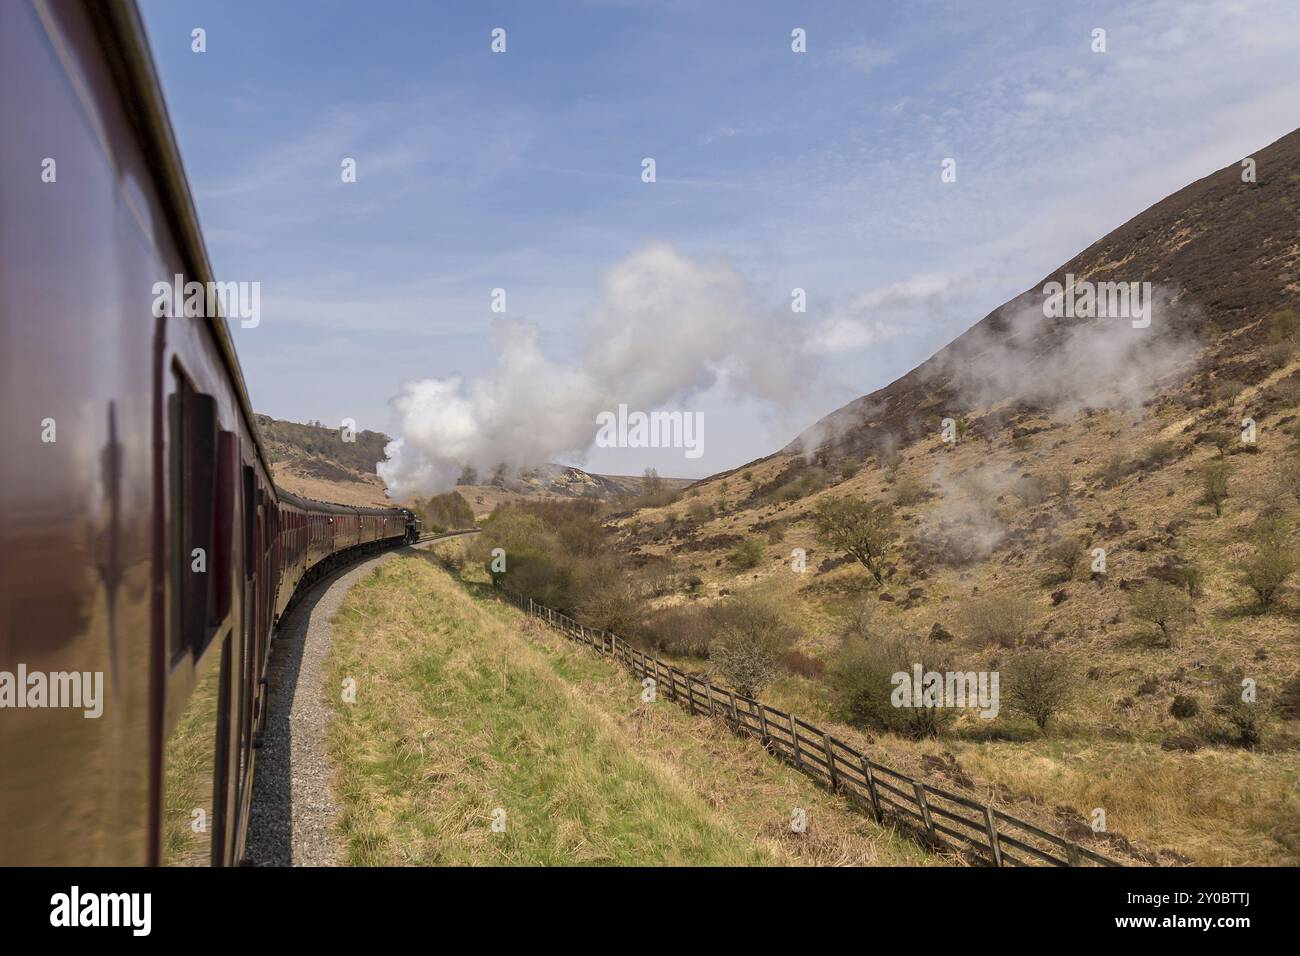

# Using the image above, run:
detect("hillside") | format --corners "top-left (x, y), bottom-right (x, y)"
top-left (481, 128), bottom-right (1300, 865)
top-left (790, 127), bottom-right (1300, 460)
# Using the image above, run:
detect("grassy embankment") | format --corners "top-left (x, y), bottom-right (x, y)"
top-left (323, 547), bottom-right (936, 866)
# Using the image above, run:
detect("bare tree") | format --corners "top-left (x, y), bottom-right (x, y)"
top-left (1128, 581), bottom-right (1193, 647)
top-left (812, 496), bottom-right (895, 585)
top-left (1004, 649), bottom-right (1077, 731)
top-left (1198, 461), bottom-right (1230, 517)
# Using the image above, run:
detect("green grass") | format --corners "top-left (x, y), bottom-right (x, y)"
top-left (324, 552), bottom-right (935, 866)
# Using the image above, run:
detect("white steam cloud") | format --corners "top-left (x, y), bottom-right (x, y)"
top-left (378, 242), bottom-right (812, 499)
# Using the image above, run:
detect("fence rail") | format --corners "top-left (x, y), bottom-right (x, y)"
top-left (499, 586), bottom-right (1121, 868)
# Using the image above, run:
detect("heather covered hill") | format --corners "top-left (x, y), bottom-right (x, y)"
top-left (791, 127), bottom-right (1300, 460)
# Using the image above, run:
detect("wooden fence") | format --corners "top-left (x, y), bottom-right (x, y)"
top-left (501, 587), bottom-right (1121, 868)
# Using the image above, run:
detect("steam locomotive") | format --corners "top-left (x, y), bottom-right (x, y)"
top-left (0, 0), bottom-right (417, 864)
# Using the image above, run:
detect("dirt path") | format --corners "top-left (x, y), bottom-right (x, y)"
top-left (244, 534), bottom-right (475, 866)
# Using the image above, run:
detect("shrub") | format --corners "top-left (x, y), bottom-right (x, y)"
top-left (892, 475), bottom-right (927, 506)
top-left (1263, 340), bottom-right (1295, 369)
top-left (1275, 458), bottom-right (1300, 506)
top-left (640, 604), bottom-right (712, 657)
top-left (1198, 461), bottom-right (1230, 517)
top-left (709, 591), bottom-right (801, 697)
top-left (828, 633), bottom-right (954, 738)
top-left (410, 491), bottom-right (476, 532)
top-left (1237, 520), bottom-right (1297, 610)
top-left (1098, 454), bottom-right (1132, 488)
top-left (959, 593), bottom-right (1036, 647)
top-left (1211, 378), bottom-right (1244, 406)
top-left (1043, 536), bottom-right (1087, 585)
top-left (1211, 680), bottom-right (1270, 749)
top-left (1169, 694), bottom-right (1200, 720)
top-left (687, 500), bottom-right (714, 524)
top-left (781, 649), bottom-right (826, 679)
top-left (1205, 430), bottom-right (1234, 457)
top-left (1003, 649), bottom-right (1077, 731)
top-left (1010, 475), bottom-right (1047, 506)
top-left (1142, 439), bottom-right (1180, 468)
top-left (1127, 581), bottom-right (1193, 647)
top-left (574, 567), bottom-right (642, 635)
top-left (812, 496), bottom-right (896, 585)
top-left (1043, 469), bottom-right (1073, 497)
top-left (726, 538), bottom-right (764, 570)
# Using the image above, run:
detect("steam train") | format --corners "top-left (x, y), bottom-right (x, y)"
top-left (0, 0), bottom-right (418, 864)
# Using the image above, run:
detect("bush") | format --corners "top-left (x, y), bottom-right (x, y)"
top-left (892, 475), bottom-right (928, 506)
top-left (1276, 458), bottom-right (1300, 506)
top-left (1237, 520), bottom-right (1297, 610)
top-left (410, 491), bottom-right (476, 532)
top-left (1211, 679), bottom-right (1270, 749)
top-left (639, 604), bottom-right (712, 657)
top-left (1142, 439), bottom-right (1180, 468)
top-left (813, 496), bottom-right (896, 585)
top-left (828, 634), bottom-right (954, 738)
top-left (687, 500), bottom-right (714, 524)
top-left (959, 593), bottom-right (1036, 647)
top-left (1098, 454), bottom-right (1132, 489)
top-left (1205, 430), bottom-right (1234, 457)
top-left (1010, 475), bottom-right (1047, 506)
top-left (781, 649), bottom-right (826, 679)
top-left (1169, 694), bottom-right (1200, 720)
top-left (1043, 469), bottom-right (1073, 497)
top-left (1003, 649), bottom-right (1077, 731)
top-left (1127, 581), bottom-right (1193, 647)
top-left (1198, 461), bottom-right (1230, 517)
top-left (764, 520), bottom-right (788, 544)
top-left (1043, 536), bottom-right (1087, 585)
top-left (726, 538), bottom-right (764, 571)
top-left (1211, 378), bottom-right (1244, 406)
top-left (709, 591), bottom-right (801, 697)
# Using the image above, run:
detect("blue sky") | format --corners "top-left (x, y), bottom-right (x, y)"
top-left (139, 0), bottom-right (1300, 485)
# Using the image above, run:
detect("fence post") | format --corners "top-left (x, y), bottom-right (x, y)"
top-left (822, 733), bottom-right (838, 790)
top-left (1067, 842), bottom-right (1082, 867)
top-left (756, 702), bottom-right (770, 745)
top-left (788, 714), bottom-right (802, 768)
top-left (707, 684), bottom-right (717, 717)
top-left (913, 782), bottom-right (936, 843)
top-left (685, 675), bottom-right (697, 715)
top-left (981, 804), bottom-right (1004, 868)
top-left (861, 757), bottom-right (881, 822)
top-left (727, 691), bottom-right (738, 724)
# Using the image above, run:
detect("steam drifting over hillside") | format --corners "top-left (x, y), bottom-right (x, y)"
top-left (378, 243), bottom-right (813, 499)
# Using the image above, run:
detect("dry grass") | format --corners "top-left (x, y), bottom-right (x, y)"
top-left (597, 347), bottom-right (1300, 866)
top-left (323, 551), bottom-right (936, 866)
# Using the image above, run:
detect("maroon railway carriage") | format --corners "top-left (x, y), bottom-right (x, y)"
top-left (0, 0), bottom-right (417, 865)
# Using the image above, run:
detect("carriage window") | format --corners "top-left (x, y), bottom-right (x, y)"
top-left (243, 465), bottom-right (255, 580)
top-left (170, 370), bottom-right (218, 661)
top-left (211, 432), bottom-right (236, 626)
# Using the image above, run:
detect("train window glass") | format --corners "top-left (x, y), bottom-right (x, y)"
top-left (169, 369), bottom-right (218, 661)
top-left (211, 432), bottom-right (236, 626)
top-left (243, 466), bottom-right (255, 581)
